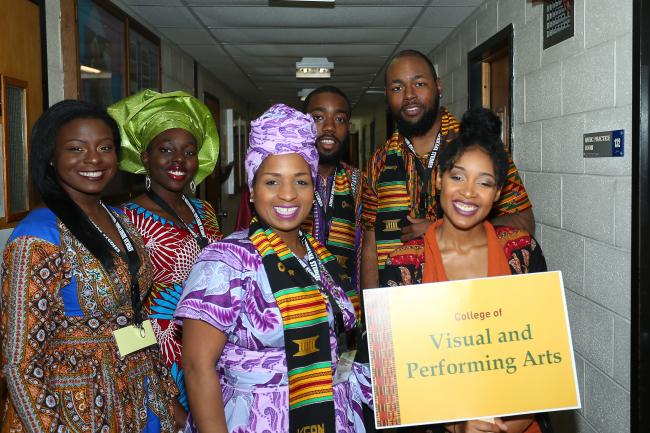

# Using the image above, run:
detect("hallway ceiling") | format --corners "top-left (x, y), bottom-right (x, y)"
top-left (119, 0), bottom-right (482, 110)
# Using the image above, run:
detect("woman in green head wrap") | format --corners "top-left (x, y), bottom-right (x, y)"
top-left (108, 89), bottom-right (223, 429)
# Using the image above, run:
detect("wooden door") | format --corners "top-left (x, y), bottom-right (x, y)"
top-left (0, 0), bottom-right (44, 226)
top-left (468, 25), bottom-right (513, 153)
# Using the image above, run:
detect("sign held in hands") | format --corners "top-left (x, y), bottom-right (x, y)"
top-left (364, 271), bottom-right (581, 429)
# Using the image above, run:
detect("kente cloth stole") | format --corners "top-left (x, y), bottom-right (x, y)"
top-left (374, 111), bottom-right (458, 276)
top-left (311, 163), bottom-right (360, 317)
top-left (249, 218), bottom-right (347, 433)
top-left (374, 142), bottom-right (427, 275)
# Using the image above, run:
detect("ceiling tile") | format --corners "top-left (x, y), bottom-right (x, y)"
top-left (193, 6), bottom-right (423, 28)
top-left (125, 0), bottom-right (184, 5)
top-left (130, 6), bottom-right (200, 27)
top-left (158, 28), bottom-right (213, 45)
top-left (245, 65), bottom-right (378, 76)
top-left (232, 54), bottom-right (387, 68)
top-left (401, 27), bottom-right (453, 46)
top-left (209, 28), bottom-right (407, 44)
top-left (430, 0), bottom-right (482, 5)
top-left (337, 0), bottom-right (429, 4)
top-left (254, 74), bottom-right (373, 83)
top-left (178, 45), bottom-right (229, 61)
top-left (186, 0), bottom-right (268, 4)
top-left (418, 6), bottom-right (478, 27)
top-left (224, 43), bottom-right (396, 57)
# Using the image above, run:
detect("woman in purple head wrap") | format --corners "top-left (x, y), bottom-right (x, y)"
top-left (174, 104), bottom-right (372, 433)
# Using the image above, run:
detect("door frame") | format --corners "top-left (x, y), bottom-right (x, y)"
top-left (467, 24), bottom-right (514, 152)
top-left (632, 0), bottom-right (650, 431)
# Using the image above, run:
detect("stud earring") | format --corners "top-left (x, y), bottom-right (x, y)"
top-left (190, 180), bottom-right (196, 194)
top-left (145, 175), bottom-right (151, 191)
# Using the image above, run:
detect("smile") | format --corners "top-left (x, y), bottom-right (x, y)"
top-left (274, 206), bottom-right (299, 220)
top-left (78, 170), bottom-right (105, 179)
top-left (452, 200), bottom-right (479, 216)
top-left (317, 136), bottom-right (338, 150)
top-left (402, 104), bottom-right (422, 116)
top-left (167, 169), bottom-right (187, 180)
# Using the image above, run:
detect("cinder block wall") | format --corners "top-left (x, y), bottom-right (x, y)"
top-left (430, 0), bottom-right (632, 432)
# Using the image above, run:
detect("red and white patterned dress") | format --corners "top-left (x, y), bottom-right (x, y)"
top-left (122, 197), bottom-right (222, 409)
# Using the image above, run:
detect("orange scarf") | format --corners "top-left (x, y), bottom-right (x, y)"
top-left (423, 220), bottom-right (511, 282)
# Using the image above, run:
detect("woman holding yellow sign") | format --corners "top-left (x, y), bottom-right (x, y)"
top-left (424, 108), bottom-right (547, 433)
top-left (384, 108), bottom-right (548, 433)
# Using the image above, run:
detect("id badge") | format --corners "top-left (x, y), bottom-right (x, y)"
top-left (112, 319), bottom-right (157, 358)
top-left (333, 350), bottom-right (357, 385)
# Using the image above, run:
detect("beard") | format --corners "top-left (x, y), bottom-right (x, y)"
top-left (393, 92), bottom-right (441, 139)
top-left (317, 134), bottom-right (349, 166)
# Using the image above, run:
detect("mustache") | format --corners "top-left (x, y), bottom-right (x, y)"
top-left (401, 101), bottom-right (424, 110)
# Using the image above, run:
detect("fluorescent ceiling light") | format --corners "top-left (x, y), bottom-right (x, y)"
top-left (296, 57), bottom-right (334, 78)
top-left (298, 88), bottom-right (315, 101)
top-left (80, 65), bottom-right (101, 74)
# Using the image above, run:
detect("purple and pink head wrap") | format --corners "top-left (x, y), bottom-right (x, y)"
top-left (245, 103), bottom-right (319, 189)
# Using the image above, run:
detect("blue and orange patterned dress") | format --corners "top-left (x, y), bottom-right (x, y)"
top-left (0, 207), bottom-right (177, 433)
top-left (122, 198), bottom-right (222, 410)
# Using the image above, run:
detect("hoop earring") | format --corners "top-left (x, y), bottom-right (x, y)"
top-left (190, 180), bottom-right (196, 193)
top-left (145, 175), bottom-right (151, 191)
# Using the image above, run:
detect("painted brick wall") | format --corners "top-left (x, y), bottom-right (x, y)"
top-left (430, 0), bottom-right (632, 432)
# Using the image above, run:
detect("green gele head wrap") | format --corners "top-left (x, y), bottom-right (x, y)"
top-left (108, 89), bottom-right (219, 185)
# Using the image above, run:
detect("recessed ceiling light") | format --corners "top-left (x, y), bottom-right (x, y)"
top-left (296, 57), bottom-right (334, 79)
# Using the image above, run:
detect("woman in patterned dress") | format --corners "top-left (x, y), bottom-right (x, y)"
top-left (0, 100), bottom-right (177, 432)
top-left (108, 90), bottom-right (222, 424)
top-left (174, 104), bottom-right (372, 433)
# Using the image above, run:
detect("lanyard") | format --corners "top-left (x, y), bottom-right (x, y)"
top-left (313, 171), bottom-right (336, 243)
top-left (295, 234), bottom-right (322, 283)
top-left (93, 203), bottom-right (147, 324)
top-left (146, 190), bottom-right (209, 249)
top-left (314, 173), bottom-right (336, 211)
top-left (404, 132), bottom-right (441, 216)
top-left (94, 202), bottom-right (136, 256)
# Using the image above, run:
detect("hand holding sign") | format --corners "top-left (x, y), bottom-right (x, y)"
top-left (364, 271), bottom-right (580, 429)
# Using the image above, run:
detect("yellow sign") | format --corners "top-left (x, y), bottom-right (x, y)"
top-left (363, 271), bottom-right (580, 429)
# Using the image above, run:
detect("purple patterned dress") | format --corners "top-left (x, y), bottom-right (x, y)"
top-left (175, 230), bottom-right (373, 433)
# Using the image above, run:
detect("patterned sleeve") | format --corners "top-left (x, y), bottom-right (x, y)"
top-left (175, 252), bottom-right (245, 335)
top-left (493, 154), bottom-right (532, 215)
top-left (1, 236), bottom-right (66, 432)
top-left (361, 149), bottom-right (382, 230)
top-left (198, 199), bottom-right (224, 241)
